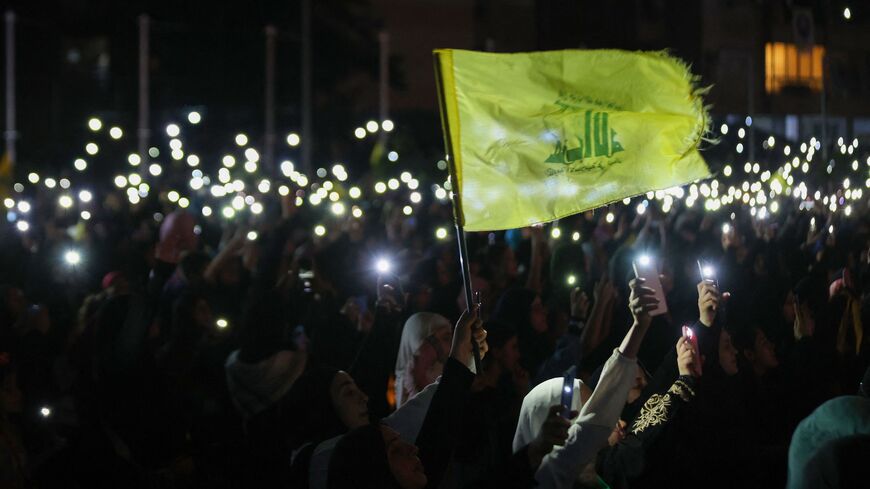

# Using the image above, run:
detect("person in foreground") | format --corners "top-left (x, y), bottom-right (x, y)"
top-left (327, 306), bottom-right (487, 489)
top-left (513, 277), bottom-right (661, 489)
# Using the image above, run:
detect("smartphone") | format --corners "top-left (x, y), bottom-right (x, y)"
top-left (697, 260), bottom-right (719, 290)
top-left (632, 255), bottom-right (668, 316)
top-left (682, 325), bottom-right (702, 376)
top-left (561, 366), bottom-right (576, 419)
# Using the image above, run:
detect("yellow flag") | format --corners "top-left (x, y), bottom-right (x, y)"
top-left (434, 49), bottom-right (711, 232)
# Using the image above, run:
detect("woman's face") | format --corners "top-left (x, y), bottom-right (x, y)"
top-left (494, 336), bottom-right (521, 371)
top-left (381, 425), bottom-right (426, 489)
top-left (432, 326), bottom-right (453, 357)
top-left (753, 329), bottom-right (779, 371)
top-left (330, 371), bottom-right (370, 430)
top-left (530, 297), bottom-right (548, 333)
top-left (718, 330), bottom-right (738, 375)
top-left (626, 365), bottom-right (648, 404)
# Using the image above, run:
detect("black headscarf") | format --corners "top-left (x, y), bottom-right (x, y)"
top-left (280, 366), bottom-right (346, 449)
top-left (328, 423), bottom-right (401, 489)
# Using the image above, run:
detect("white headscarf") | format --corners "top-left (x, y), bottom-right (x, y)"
top-left (513, 377), bottom-right (586, 452)
top-left (394, 312), bottom-right (451, 407)
top-left (514, 349), bottom-right (638, 489)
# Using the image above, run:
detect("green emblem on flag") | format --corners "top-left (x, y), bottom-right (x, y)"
top-left (545, 110), bottom-right (625, 165)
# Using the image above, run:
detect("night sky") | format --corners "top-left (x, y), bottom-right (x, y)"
top-left (4, 0), bottom-right (389, 173)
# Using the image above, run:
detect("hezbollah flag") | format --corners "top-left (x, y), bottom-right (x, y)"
top-left (434, 49), bottom-right (711, 231)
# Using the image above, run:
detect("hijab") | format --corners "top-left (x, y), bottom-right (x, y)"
top-left (394, 312), bottom-right (451, 407)
top-left (787, 396), bottom-right (870, 489)
top-left (327, 424), bottom-right (401, 489)
top-left (281, 367), bottom-right (346, 449)
top-left (513, 376), bottom-right (586, 453)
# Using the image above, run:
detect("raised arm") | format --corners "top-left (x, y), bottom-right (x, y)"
top-left (580, 277), bottom-right (617, 355)
top-left (534, 278), bottom-right (657, 489)
top-left (415, 307), bottom-right (487, 489)
top-left (203, 229), bottom-right (246, 284)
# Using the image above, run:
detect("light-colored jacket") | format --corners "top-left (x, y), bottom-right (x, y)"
top-left (513, 348), bottom-right (637, 489)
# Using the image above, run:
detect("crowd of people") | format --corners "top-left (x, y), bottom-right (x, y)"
top-left (1, 167), bottom-right (869, 488)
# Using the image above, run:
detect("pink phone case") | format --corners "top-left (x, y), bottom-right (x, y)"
top-left (682, 325), bottom-right (702, 376)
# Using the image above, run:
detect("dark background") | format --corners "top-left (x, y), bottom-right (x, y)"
top-left (3, 0), bottom-right (870, 179)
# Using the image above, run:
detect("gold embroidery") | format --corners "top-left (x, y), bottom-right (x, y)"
top-left (631, 393), bottom-right (671, 434)
top-left (668, 380), bottom-right (695, 402)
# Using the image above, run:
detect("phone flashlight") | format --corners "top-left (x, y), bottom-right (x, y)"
top-left (697, 260), bottom-right (717, 282)
top-left (216, 318), bottom-right (228, 329)
top-left (64, 249), bottom-right (82, 266)
top-left (722, 223), bottom-right (731, 234)
top-left (375, 258), bottom-right (392, 274)
top-left (683, 325), bottom-right (695, 340)
top-left (566, 274), bottom-right (577, 286)
top-left (40, 406), bottom-right (51, 417)
top-left (682, 325), bottom-right (702, 376)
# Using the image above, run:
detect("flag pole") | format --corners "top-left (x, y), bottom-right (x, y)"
top-left (433, 53), bottom-right (481, 374)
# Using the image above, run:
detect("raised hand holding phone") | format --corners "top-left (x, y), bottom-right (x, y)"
top-left (627, 277), bottom-right (660, 330)
top-left (680, 326), bottom-right (702, 377)
top-left (527, 405), bottom-right (577, 468)
top-left (632, 254), bottom-right (668, 317)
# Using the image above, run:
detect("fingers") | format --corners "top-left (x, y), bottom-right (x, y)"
top-left (543, 406), bottom-right (572, 446)
top-left (456, 304), bottom-right (480, 326)
top-left (474, 326), bottom-right (488, 358)
top-left (698, 282), bottom-right (719, 297)
top-left (701, 294), bottom-right (719, 309)
top-left (547, 405), bottom-right (563, 418)
top-left (681, 347), bottom-right (695, 363)
top-left (473, 325), bottom-right (487, 342)
top-left (630, 294), bottom-right (660, 310)
top-left (629, 278), bottom-right (660, 319)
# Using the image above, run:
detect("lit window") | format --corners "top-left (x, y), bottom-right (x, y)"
top-left (765, 42), bottom-right (824, 94)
